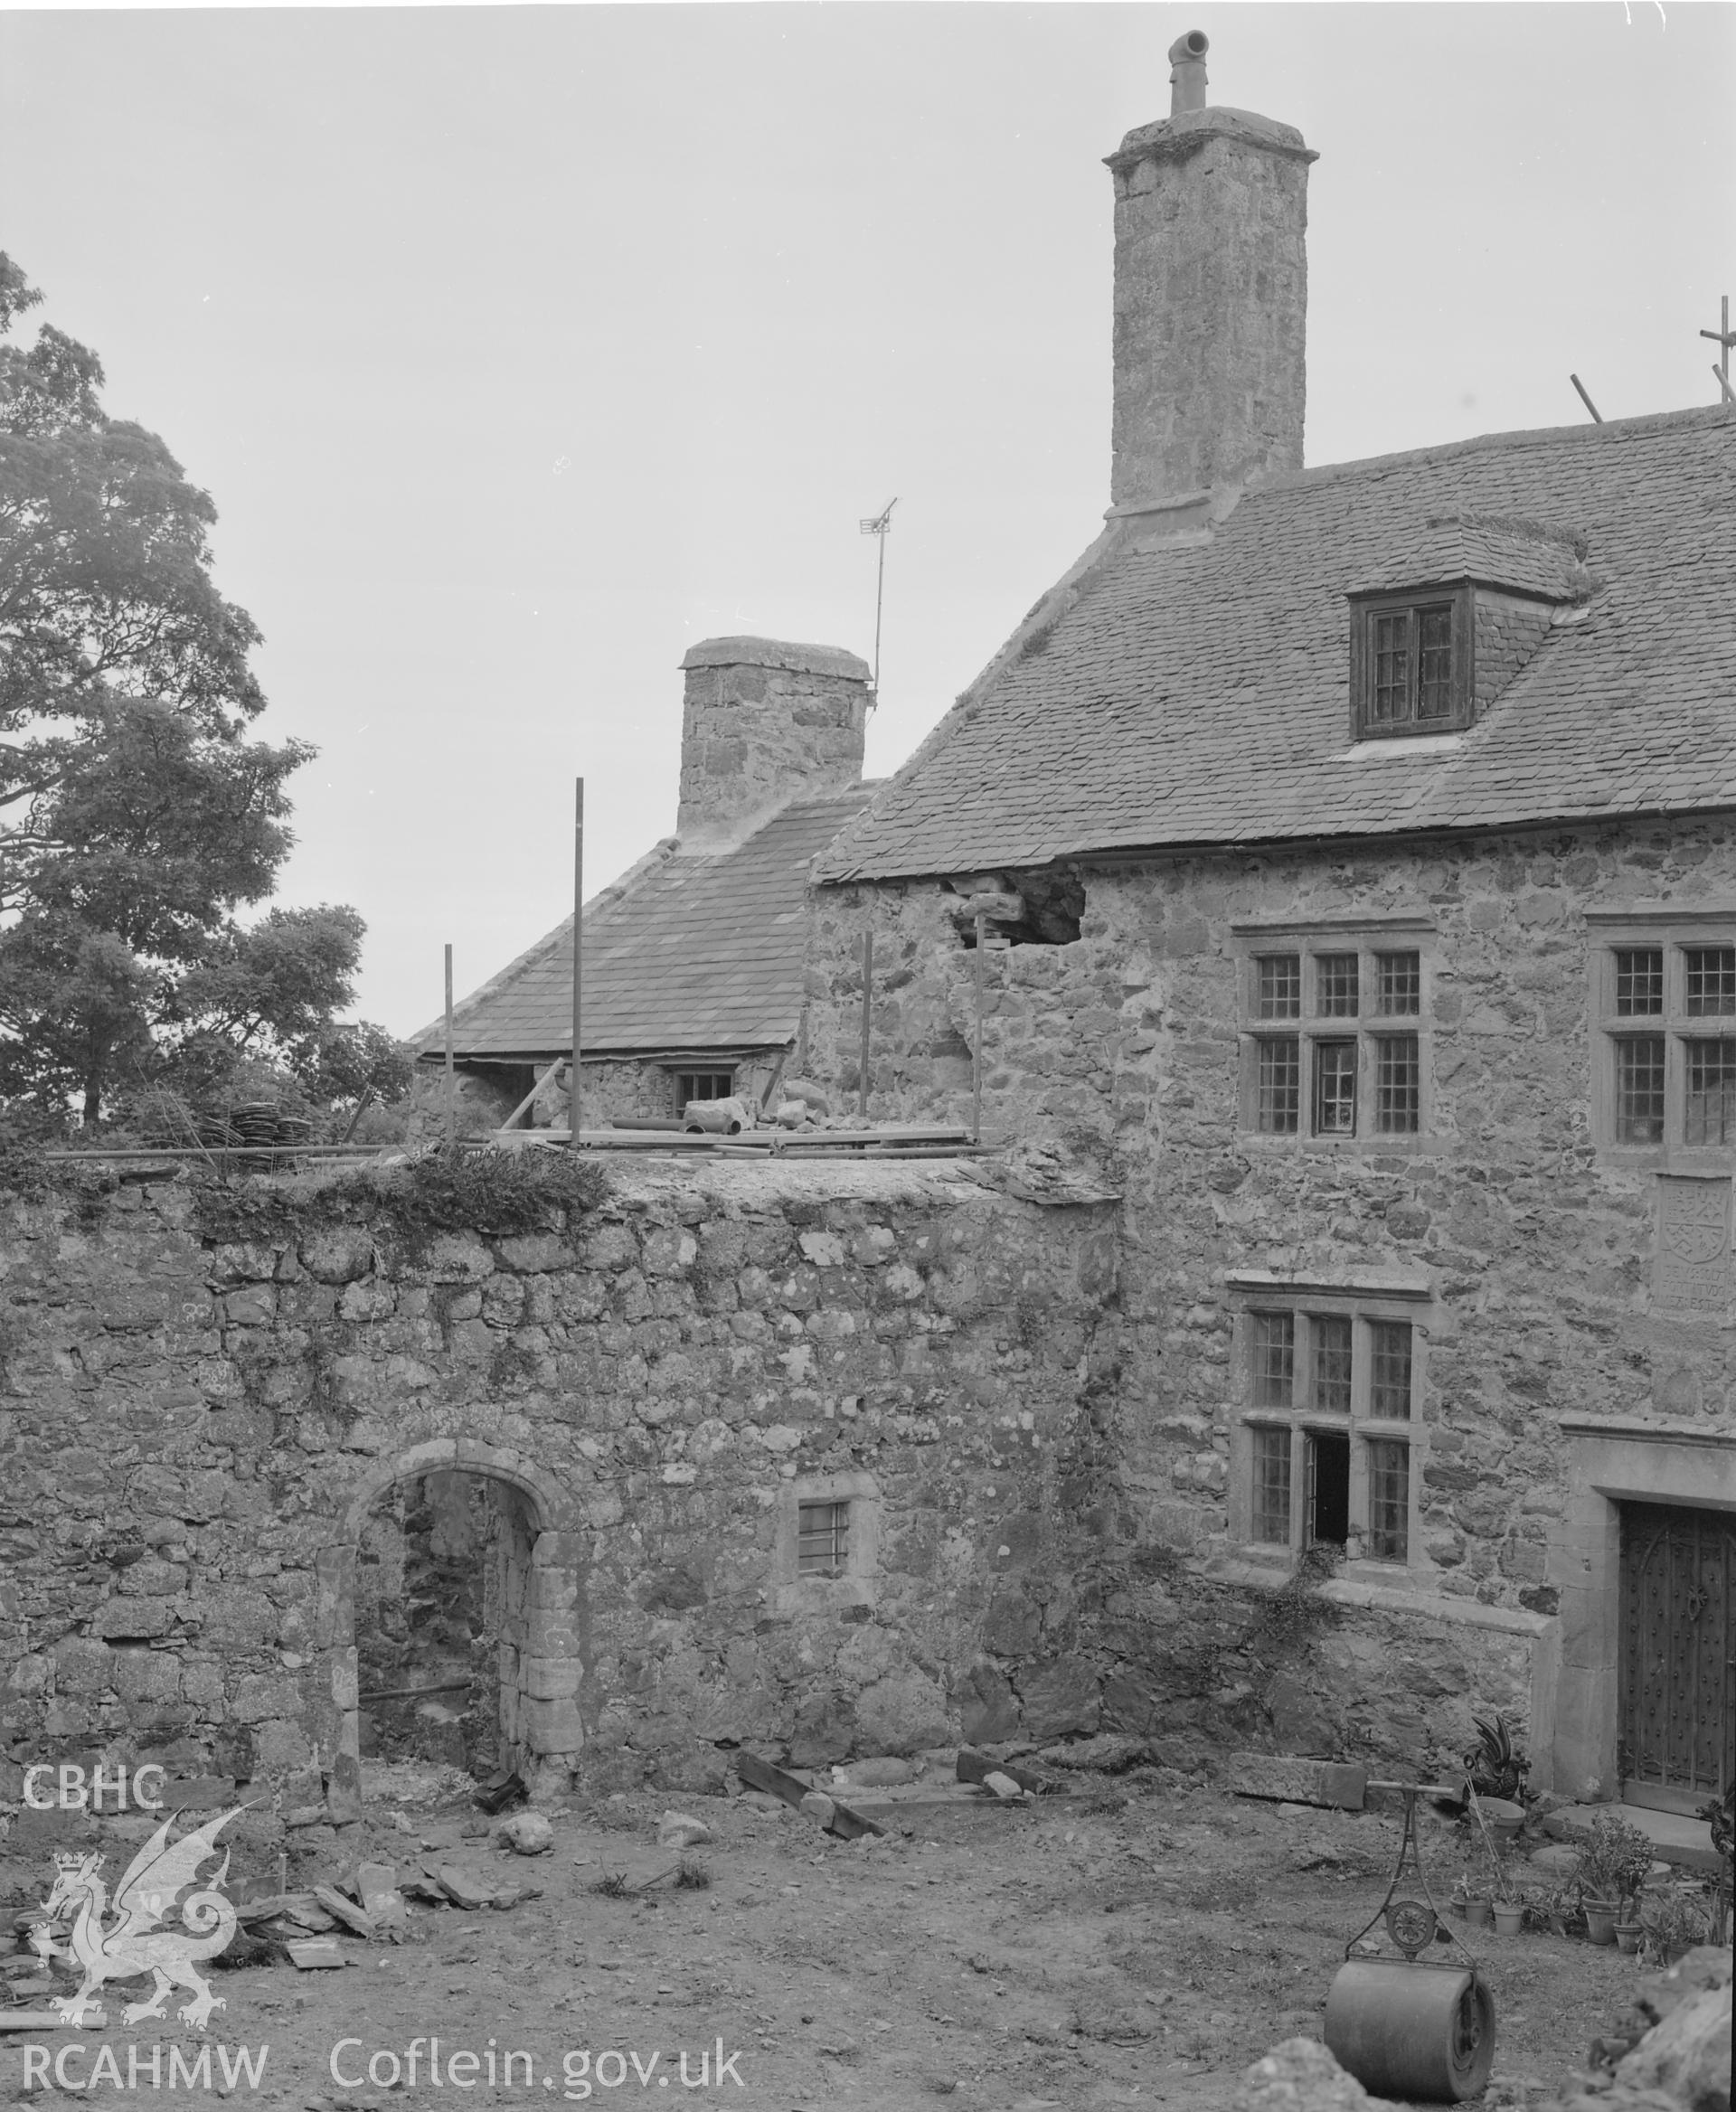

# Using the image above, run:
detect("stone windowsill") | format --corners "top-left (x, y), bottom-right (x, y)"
top-left (1204, 1554), bottom-right (1552, 1636)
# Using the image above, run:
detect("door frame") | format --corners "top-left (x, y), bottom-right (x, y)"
top-left (1551, 1416), bottom-right (1736, 1804)
top-left (316, 1438), bottom-right (586, 1815)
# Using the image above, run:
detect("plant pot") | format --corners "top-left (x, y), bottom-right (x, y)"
top-left (1583, 1902), bottom-right (1618, 1946)
top-left (1616, 1924), bottom-right (1643, 1954)
top-left (1458, 1897), bottom-right (1494, 1928)
top-left (1480, 1797), bottom-right (1525, 1840)
top-left (1493, 1902), bottom-right (1525, 1937)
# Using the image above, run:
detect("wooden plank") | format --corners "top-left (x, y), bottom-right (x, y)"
top-left (956, 1747), bottom-right (1046, 1794)
top-left (733, 1750), bottom-right (885, 1839)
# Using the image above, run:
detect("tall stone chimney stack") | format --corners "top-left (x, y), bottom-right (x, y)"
top-left (1105, 33), bottom-right (1317, 514)
top-left (676, 636), bottom-right (870, 844)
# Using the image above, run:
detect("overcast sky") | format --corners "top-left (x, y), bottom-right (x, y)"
top-left (2, 2), bottom-right (1731, 1039)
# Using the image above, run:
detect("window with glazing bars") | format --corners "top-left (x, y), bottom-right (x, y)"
top-left (1371, 611), bottom-right (1410, 725)
top-left (1242, 938), bottom-right (1429, 1141)
top-left (1356, 596), bottom-right (1465, 736)
top-left (1615, 949), bottom-right (1665, 1016)
top-left (1375, 1036), bottom-right (1421, 1134)
top-left (1599, 938), bottom-right (1736, 1149)
top-left (1369, 1321), bottom-right (1413, 1419)
top-left (1311, 1316), bottom-right (1353, 1414)
top-left (1376, 951), bottom-right (1420, 1015)
top-left (1367, 1439), bottom-right (1410, 1561)
top-left (1316, 955), bottom-right (1360, 1017)
top-left (1242, 1308), bottom-right (1418, 1565)
top-left (1250, 1428), bottom-right (1291, 1545)
top-left (797, 1502), bottom-right (849, 1577)
top-left (1251, 1312), bottom-right (1295, 1408)
top-left (674, 1069), bottom-right (734, 1113)
top-left (1257, 955), bottom-right (1302, 1019)
top-left (1315, 1041), bottom-right (1358, 1135)
top-left (1257, 1039), bottom-right (1300, 1134)
top-left (1615, 1038), bottom-right (1667, 1145)
top-left (1685, 1040), bottom-right (1736, 1146)
top-left (1685, 948), bottom-right (1736, 1017)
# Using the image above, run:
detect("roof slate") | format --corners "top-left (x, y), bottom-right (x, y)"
top-left (429, 789), bottom-right (874, 1061)
top-left (816, 408), bottom-right (1736, 882)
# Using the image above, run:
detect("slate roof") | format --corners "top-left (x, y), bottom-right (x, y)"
top-left (816, 408), bottom-right (1736, 882)
top-left (428, 788), bottom-right (876, 1061)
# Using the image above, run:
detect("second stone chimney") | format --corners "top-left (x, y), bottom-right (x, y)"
top-left (1105, 33), bottom-right (1317, 515)
top-left (676, 636), bottom-right (870, 844)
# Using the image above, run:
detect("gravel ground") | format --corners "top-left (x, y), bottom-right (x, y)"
top-left (4, 1762), bottom-right (1651, 2112)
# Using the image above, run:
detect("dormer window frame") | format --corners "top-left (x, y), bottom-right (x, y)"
top-left (1348, 582), bottom-right (1475, 742)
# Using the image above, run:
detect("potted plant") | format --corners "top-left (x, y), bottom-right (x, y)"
top-left (1533, 1876), bottom-right (1583, 1938)
top-left (1571, 1811), bottom-right (1655, 1946)
top-left (1451, 1874), bottom-right (1493, 1928)
top-left (1637, 1882), bottom-right (1715, 1966)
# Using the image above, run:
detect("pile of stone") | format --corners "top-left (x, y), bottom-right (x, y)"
top-left (1232, 1947), bottom-right (1731, 2112)
top-left (1548, 1944), bottom-right (1731, 2112)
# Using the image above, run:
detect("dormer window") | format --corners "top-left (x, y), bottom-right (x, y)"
top-left (1349, 588), bottom-right (1473, 739)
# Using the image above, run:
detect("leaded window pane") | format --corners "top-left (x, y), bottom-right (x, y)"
top-left (1256, 955), bottom-right (1301, 1020)
top-left (1614, 948), bottom-right (1664, 1016)
top-left (1311, 1315), bottom-right (1353, 1415)
top-left (1251, 1312), bottom-right (1295, 1409)
top-left (1684, 1038), bottom-right (1736, 1146)
top-left (1375, 1034), bottom-right (1420, 1133)
top-left (1316, 954), bottom-right (1360, 1017)
top-left (1372, 611), bottom-right (1410, 723)
top-left (1375, 951), bottom-right (1420, 1015)
top-left (1684, 948), bottom-right (1736, 1017)
top-left (1369, 1322), bottom-right (1412, 1419)
top-left (1368, 1439), bottom-right (1410, 1561)
top-left (1415, 606), bottom-right (1454, 720)
top-left (1250, 1428), bottom-right (1292, 1546)
top-left (1257, 1037), bottom-right (1300, 1135)
top-left (1315, 1040), bottom-right (1358, 1134)
top-left (1615, 1037), bottom-right (1666, 1144)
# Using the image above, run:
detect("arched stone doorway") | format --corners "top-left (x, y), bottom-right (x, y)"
top-left (315, 1439), bottom-right (584, 1814)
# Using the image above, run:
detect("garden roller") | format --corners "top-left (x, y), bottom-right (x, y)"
top-left (1323, 1782), bottom-right (1496, 2102)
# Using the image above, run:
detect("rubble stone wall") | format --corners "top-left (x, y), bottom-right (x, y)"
top-left (805, 816), bottom-right (1736, 1787)
top-left (0, 1156), bottom-right (1117, 1848)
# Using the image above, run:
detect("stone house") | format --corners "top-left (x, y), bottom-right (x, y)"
top-left (800, 39), bottom-right (1736, 1810)
top-left (414, 636), bottom-right (875, 1136)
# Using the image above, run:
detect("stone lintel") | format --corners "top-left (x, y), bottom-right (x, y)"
top-left (1226, 1269), bottom-right (1433, 1304)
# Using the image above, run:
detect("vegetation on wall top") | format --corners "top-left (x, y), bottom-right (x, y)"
top-left (0, 1136), bottom-right (612, 1254)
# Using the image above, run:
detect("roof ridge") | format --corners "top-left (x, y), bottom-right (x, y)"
top-left (1266, 401), bottom-right (1734, 498)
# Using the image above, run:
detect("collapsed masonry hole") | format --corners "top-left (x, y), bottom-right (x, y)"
top-left (355, 1470), bottom-right (535, 1781)
top-left (954, 869), bottom-right (1085, 948)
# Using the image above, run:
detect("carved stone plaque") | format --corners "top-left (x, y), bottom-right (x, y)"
top-left (1654, 1176), bottom-right (1732, 1311)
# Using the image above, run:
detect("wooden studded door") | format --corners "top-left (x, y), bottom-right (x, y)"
top-left (1619, 1502), bottom-right (1736, 1815)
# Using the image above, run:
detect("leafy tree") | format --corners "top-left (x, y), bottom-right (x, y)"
top-left (0, 252), bottom-right (394, 1124)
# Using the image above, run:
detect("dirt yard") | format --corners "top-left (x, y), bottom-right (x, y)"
top-left (5, 1761), bottom-right (1658, 2112)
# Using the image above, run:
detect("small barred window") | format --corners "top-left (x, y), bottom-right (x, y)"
top-left (797, 1502), bottom-right (850, 1578)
